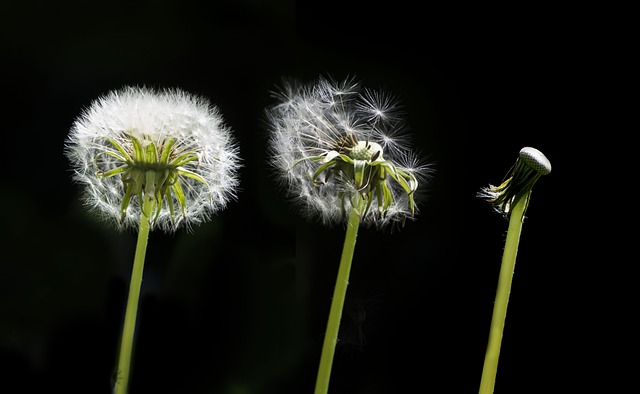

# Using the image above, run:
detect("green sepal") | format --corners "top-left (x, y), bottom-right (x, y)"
top-left (160, 138), bottom-right (176, 164)
top-left (177, 168), bottom-right (207, 184)
top-left (171, 179), bottom-right (187, 216)
top-left (352, 159), bottom-right (367, 190)
top-left (145, 142), bottom-right (158, 163)
top-left (129, 135), bottom-right (145, 162)
top-left (97, 165), bottom-right (128, 179)
top-left (171, 151), bottom-right (199, 167)
top-left (312, 159), bottom-right (339, 183)
top-left (104, 137), bottom-right (133, 163)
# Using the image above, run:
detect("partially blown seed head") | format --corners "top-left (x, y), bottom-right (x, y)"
top-left (265, 75), bottom-right (432, 229)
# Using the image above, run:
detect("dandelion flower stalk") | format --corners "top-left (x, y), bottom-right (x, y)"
top-left (64, 86), bottom-right (240, 393)
top-left (315, 202), bottom-right (364, 393)
top-left (116, 195), bottom-right (154, 393)
top-left (477, 147), bottom-right (551, 394)
top-left (265, 76), bottom-right (430, 394)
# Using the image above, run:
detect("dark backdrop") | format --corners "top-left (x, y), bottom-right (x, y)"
top-left (1, 1), bottom-right (603, 393)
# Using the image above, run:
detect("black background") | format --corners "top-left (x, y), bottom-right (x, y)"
top-left (1, 1), bottom-right (618, 393)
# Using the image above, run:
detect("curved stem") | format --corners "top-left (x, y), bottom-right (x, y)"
top-left (314, 207), bottom-right (361, 394)
top-left (479, 191), bottom-right (531, 394)
top-left (114, 196), bottom-right (155, 394)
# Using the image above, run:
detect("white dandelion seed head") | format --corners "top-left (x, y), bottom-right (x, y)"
top-left (266, 75), bottom-right (432, 229)
top-left (65, 85), bottom-right (241, 233)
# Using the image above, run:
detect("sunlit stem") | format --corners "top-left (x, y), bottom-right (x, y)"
top-left (114, 195), bottom-right (155, 394)
top-left (479, 190), bottom-right (531, 394)
top-left (314, 203), bottom-right (361, 394)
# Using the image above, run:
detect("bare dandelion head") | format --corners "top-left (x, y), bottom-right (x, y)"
top-left (65, 86), bottom-right (241, 232)
top-left (265, 75), bottom-right (431, 228)
top-left (478, 146), bottom-right (551, 217)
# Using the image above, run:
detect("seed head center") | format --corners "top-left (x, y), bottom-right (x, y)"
top-left (349, 141), bottom-right (384, 161)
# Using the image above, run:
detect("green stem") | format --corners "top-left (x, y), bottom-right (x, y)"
top-left (479, 190), bottom-right (531, 394)
top-left (114, 197), bottom-right (155, 394)
top-left (314, 207), bottom-right (361, 394)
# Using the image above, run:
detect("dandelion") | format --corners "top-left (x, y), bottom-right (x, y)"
top-left (266, 75), bottom-right (429, 229)
top-left (65, 85), bottom-right (240, 233)
top-left (478, 146), bottom-right (551, 218)
top-left (265, 75), bottom-right (431, 393)
top-left (64, 85), bottom-right (240, 393)
top-left (477, 147), bottom-right (551, 394)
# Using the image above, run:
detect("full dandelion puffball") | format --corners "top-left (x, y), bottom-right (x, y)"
top-left (65, 86), bottom-right (241, 233)
top-left (265, 76), bottom-right (431, 229)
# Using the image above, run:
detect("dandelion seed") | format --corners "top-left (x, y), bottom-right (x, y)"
top-left (65, 85), bottom-right (241, 232)
top-left (265, 75), bottom-right (431, 229)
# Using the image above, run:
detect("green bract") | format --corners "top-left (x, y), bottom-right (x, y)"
top-left (479, 147), bottom-right (551, 217)
top-left (298, 135), bottom-right (418, 218)
top-left (96, 133), bottom-right (209, 225)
